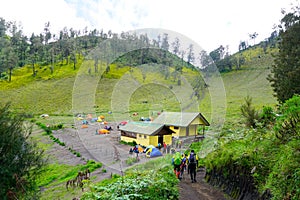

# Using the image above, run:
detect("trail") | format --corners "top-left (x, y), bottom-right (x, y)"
top-left (179, 167), bottom-right (229, 200)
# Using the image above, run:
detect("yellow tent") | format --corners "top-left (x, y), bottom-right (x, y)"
top-left (97, 117), bottom-right (102, 122)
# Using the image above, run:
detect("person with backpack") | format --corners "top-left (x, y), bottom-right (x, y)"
top-left (179, 153), bottom-right (188, 179)
top-left (172, 152), bottom-right (182, 179)
top-left (188, 149), bottom-right (198, 183)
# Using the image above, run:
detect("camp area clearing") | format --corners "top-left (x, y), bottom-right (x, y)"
top-left (119, 112), bottom-right (210, 148)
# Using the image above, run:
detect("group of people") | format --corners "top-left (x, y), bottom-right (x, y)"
top-left (172, 149), bottom-right (198, 183)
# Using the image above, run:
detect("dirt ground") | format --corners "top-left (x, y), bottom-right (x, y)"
top-left (178, 168), bottom-right (228, 200)
top-left (39, 121), bottom-right (229, 199)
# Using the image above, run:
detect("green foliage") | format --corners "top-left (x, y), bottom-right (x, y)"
top-left (81, 155), bottom-right (179, 200)
top-left (205, 95), bottom-right (300, 199)
top-left (37, 160), bottom-right (102, 199)
top-left (0, 103), bottom-right (46, 199)
top-left (82, 160), bottom-right (179, 200)
top-left (264, 140), bottom-right (300, 200)
top-left (268, 11), bottom-right (300, 103)
top-left (240, 96), bottom-right (260, 128)
top-left (274, 95), bottom-right (300, 143)
top-left (120, 140), bottom-right (137, 146)
top-left (126, 157), bottom-right (140, 165)
top-left (259, 106), bottom-right (276, 127)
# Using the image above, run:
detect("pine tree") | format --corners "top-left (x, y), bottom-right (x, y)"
top-left (0, 103), bottom-right (46, 199)
top-left (268, 11), bottom-right (300, 103)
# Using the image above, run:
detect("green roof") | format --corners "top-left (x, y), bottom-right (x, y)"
top-left (153, 112), bottom-right (210, 127)
top-left (119, 122), bottom-right (169, 136)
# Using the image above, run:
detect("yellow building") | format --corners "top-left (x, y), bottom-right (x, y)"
top-left (153, 112), bottom-right (210, 137)
top-left (119, 122), bottom-right (174, 147)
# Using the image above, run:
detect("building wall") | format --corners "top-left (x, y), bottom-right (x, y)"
top-left (190, 117), bottom-right (206, 125)
top-left (149, 135), bottom-right (158, 146)
top-left (188, 124), bottom-right (198, 136)
top-left (178, 127), bottom-right (187, 137)
top-left (169, 126), bottom-right (179, 136)
top-left (164, 135), bottom-right (172, 145)
top-left (120, 136), bottom-right (136, 143)
top-left (136, 134), bottom-right (149, 146)
top-left (121, 134), bottom-right (172, 147)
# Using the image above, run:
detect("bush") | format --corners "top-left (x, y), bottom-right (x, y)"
top-left (240, 96), bottom-right (260, 128)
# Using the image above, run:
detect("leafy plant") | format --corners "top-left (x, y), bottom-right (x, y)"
top-left (274, 95), bottom-right (300, 143)
top-left (240, 96), bottom-right (260, 128)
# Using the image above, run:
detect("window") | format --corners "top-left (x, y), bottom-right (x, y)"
top-left (144, 135), bottom-right (147, 139)
top-left (173, 126), bottom-right (179, 130)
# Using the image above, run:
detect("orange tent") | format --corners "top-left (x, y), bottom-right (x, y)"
top-left (87, 114), bottom-right (93, 119)
top-left (98, 129), bottom-right (109, 134)
top-left (81, 124), bottom-right (88, 128)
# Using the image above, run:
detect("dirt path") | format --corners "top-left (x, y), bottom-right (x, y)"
top-left (179, 168), bottom-right (229, 200)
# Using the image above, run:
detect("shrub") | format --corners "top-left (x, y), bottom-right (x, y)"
top-left (240, 96), bottom-right (260, 128)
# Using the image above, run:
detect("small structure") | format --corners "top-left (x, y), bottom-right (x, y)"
top-left (153, 112), bottom-right (210, 137)
top-left (119, 122), bottom-right (174, 147)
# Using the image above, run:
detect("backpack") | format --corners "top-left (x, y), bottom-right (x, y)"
top-left (174, 153), bottom-right (182, 165)
top-left (189, 153), bottom-right (196, 163)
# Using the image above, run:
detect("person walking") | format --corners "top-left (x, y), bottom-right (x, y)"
top-left (172, 152), bottom-right (182, 179)
top-left (179, 153), bottom-right (188, 179)
top-left (163, 142), bottom-right (167, 153)
top-left (188, 149), bottom-right (198, 183)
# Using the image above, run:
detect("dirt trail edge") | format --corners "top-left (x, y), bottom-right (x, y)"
top-left (179, 168), bottom-right (229, 200)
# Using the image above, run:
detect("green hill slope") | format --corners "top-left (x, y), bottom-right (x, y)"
top-left (0, 46), bottom-right (277, 127)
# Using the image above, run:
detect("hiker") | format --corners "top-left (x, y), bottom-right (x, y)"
top-left (179, 140), bottom-right (182, 148)
top-left (172, 152), bottom-right (182, 179)
top-left (163, 142), bottom-right (167, 153)
top-left (133, 145), bottom-right (139, 158)
top-left (167, 144), bottom-right (171, 154)
top-left (129, 148), bottom-right (133, 154)
top-left (179, 154), bottom-right (188, 179)
top-left (157, 143), bottom-right (161, 150)
top-left (188, 149), bottom-right (198, 183)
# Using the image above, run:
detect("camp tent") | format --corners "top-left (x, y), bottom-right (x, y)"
top-left (146, 147), bottom-right (162, 158)
top-left (98, 129), bottom-right (109, 134)
top-left (143, 145), bottom-right (156, 153)
top-left (138, 145), bottom-right (144, 153)
top-left (97, 117), bottom-right (102, 122)
top-left (40, 114), bottom-right (49, 118)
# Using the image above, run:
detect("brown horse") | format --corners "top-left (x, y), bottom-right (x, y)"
top-left (66, 169), bottom-right (91, 191)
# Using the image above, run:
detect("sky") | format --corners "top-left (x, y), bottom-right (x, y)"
top-left (0, 0), bottom-right (296, 54)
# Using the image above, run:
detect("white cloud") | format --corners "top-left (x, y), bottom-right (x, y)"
top-left (0, 0), bottom-right (295, 53)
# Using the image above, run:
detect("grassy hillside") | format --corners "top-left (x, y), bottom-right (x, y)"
top-left (0, 46), bottom-right (277, 127)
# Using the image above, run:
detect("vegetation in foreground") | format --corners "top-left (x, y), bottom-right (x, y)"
top-left (0, 104), bottom-right (46, 199)
top-left (82, 156), bottom-right (179, 200)
top-left (205, 95), bottom-right (300, 200)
